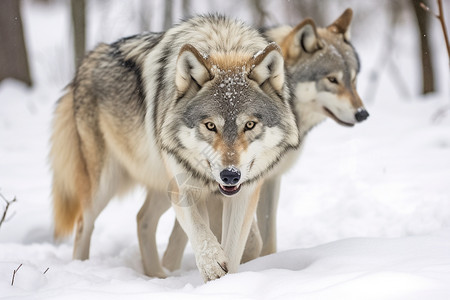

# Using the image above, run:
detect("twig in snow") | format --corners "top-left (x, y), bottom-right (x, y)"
top-left (0, 192), bottom-right (17, 229)
top-left (43, 267), bottom-right (50, 275)
top-left (432, 105), bottom-right (450, 123)
top-left (11, 264), bottom-right (22, 286)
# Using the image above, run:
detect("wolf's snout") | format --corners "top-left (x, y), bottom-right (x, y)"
top-left (220, 168), bottom-right (241, 185)
top-left (355, 109), bottom-right (369, 122)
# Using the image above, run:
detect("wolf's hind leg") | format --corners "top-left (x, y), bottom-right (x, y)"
top-left (73, 191), bottom-right (111, 260)
top-left (162, 219), bottom-right (188, 272)
top-left (241, 218), bottom-right (262, 263)
top-left (72, 157), bottom-right (130, 260)
top-left (137, 190), bottom-right (170, 278)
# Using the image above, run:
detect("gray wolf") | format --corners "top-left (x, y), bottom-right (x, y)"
top-left (161, 8), bottom-right (369, 270)
top-left (50, 14), bottom-right (299, 282)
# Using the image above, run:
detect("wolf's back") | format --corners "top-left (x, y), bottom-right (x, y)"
top-left (50, 90), bottom-right (90, 238)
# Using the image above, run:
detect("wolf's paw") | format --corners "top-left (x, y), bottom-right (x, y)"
top-left (196, 241), bottom-right (229, 282)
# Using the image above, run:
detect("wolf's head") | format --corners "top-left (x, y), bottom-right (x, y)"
top-left (266, 8), bottom-right (368, 128)
top-left (163, 43), bottom-right (299, 196)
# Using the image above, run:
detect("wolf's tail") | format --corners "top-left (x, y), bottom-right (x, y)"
top-left (50, 89), bottom-right (90, 238)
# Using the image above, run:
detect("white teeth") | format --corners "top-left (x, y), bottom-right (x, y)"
top-left (220, 184), bottom-right (240, 191)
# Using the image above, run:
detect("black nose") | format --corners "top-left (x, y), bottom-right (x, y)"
top-left (220, 168), bottom-right (241, 185)
top-left (355, 109), bottom-right (369, 122)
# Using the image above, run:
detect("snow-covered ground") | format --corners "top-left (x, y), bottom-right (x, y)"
top-left (1, 1), bottom-right (450, 299)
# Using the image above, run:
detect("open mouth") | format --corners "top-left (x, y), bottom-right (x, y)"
top-left (323, 107), bottom-right (355, 127)
top-left (219, 184), bottom-right (241, 196)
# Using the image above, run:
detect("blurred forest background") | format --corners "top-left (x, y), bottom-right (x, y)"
top-left (0, 0), bottom-right (449, 101)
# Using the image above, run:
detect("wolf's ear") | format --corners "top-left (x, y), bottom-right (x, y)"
top-left (249, 43), bottom-right (285, 94)
top-left (281, 19), bottom-right (321, 63)
top-left (176, 44), bottom-right (212, 96)
top-left (327, 8), bottom-right (353, 41)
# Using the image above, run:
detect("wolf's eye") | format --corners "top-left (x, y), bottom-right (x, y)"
top-left (327, 76), bottom-right (338, 84)
top-left (205, 122), bottom-right (217, 132)
top-left (244, 121), bottom-right (256, 131)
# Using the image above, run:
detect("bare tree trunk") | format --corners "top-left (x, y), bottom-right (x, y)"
top-left (139, 0), bottom-right (152, 32)
top-left (182, 0), bottom-right (191, 18)
top-left (251, 0), bottom-right (269, 28)
top-left (363, 1), bottom-right (411, 102)
top-left (71, 0), bottom-right (86, 68)
top-left (0, 0), bottom-right (32, 86)
top-left (163, 0), bottom-right (173, 30)
top-left (411, 0), bottom-right (435, 94)
top-left (287, 0), bottom-right (326, 27)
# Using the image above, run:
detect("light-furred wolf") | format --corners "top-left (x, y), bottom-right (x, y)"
top-left (161, 8), bottom-right (370, 271)
top-left (50, 15), bottom-right (300, 281)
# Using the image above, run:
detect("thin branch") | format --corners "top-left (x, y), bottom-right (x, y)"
top-left (437, 0), bottom-right (450, 63)
top-left (43, 267), bottom-right (50, 275)
top-left (11, 263), bottom-right (22, 286)
top-left (0, 192), bottom-right (17, 228)
top-left (421, 0), bottom-right (450, 65)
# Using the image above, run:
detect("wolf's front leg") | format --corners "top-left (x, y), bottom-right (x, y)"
top-left (221, 183), bottom-right (262, 272)
top-left (257, 175), bottom-right (281, 256)
top-left (163, 196), bottom-right (224, 272)
top-left (171, 190), bottom-right (228, 282)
